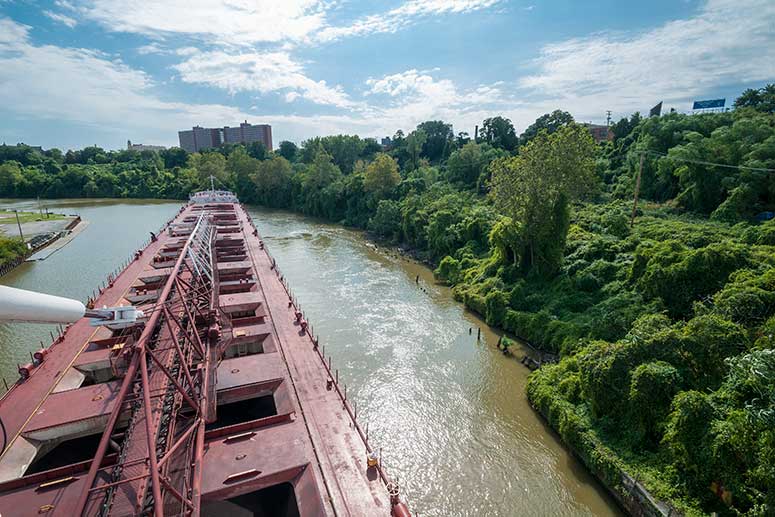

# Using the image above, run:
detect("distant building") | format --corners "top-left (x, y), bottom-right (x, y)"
top-left (127, 140), bottom-right (166, 152)
top-left (380, 137), bottom-right (392, 148)
top-left (178, 126), bottom-right (221, 153)
top-left (178, 121), bottom-right (272, 153)
top-left (584, 124), bottom-right (614, 143)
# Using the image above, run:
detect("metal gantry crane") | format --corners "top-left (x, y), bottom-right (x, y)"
top-left (65, 212), bottom-right (219, 516)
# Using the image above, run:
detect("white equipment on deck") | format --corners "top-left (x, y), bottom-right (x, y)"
top-left (189, 175), bottom-right (239, 204)
top-left (0, 285), bottom-right (144, 329)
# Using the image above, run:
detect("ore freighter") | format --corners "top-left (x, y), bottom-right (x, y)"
top-left (0, 186), bottom-right (411, 516)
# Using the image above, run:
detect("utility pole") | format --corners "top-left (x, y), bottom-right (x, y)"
top-left (606, 110), bottom-right (612, 126)
top-left (14, 210), bottom-right (24, 241)
top-left (630, 153), bottom-right (644, 228)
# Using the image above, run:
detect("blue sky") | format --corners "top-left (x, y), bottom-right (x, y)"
top-left (0, 0), bottom-right (773, 150)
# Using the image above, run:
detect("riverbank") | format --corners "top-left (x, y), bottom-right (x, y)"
top-left (0, 210), bottom-right (83, 275)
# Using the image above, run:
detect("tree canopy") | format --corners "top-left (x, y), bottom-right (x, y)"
top-left (490, 123), bottom-right (597, 275)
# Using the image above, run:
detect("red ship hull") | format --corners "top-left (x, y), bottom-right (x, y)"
top-left (0, 201), bottom-right (404, 516)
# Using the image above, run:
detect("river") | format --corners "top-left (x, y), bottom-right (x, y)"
top-left (0, 199), bottom-right (621, 517)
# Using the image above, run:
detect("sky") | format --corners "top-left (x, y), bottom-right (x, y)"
top-left (0, 0), bottom-right (774, 151)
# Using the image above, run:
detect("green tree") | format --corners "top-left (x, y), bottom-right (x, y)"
top-left (300, 151), bottom-right (344, 218)
top-left (246, 141), bottom-right (268, 160)
top-left (446, 142), bottom-right (504, 190)
top-left (405, 130), bottom-right (427, 171)
top-left (189, 152), bottom-right (227, 184)
top-left (490, 124), bottom-right (597, 275)
top-left (226, 148), bottom-right (259, 202)
top-left (363, 153), bottom-right (400, 199)
top-left (416, 120), bottom-right (453, 163)
top-left (160, 147), bottom-right (188, 169)
top-left (734, 83), bottom-right (775, 113)
top-left (254, 156), bottom-right (293, 207)
top-left (479, 116), bottom-right (518, 152)
top-left (519, 110), bottom-right (574, 146)
top-left (368, 199), bottom-right (402, 239)
top-left (0, 161), bottom-right (22, 196)
top-left (278, 140), bottom-right (298, 162)
top-left (303, 135), bottom-right (366, 174)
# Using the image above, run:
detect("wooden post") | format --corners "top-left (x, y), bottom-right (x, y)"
top-left (14, 210), bottom-right (24, 241)
top-left (631, 152), bottom-right (644, 227)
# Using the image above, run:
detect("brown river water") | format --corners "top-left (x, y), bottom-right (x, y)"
top-left (0, 199), bottom-right (621, 517)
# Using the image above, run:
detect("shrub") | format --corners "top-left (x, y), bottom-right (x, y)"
top-left (485, 289), bottom-right (509, 326)
top-left (435, 256), bottom-right (461, 285)
top-left (628, 361), bottom-right (682, 447)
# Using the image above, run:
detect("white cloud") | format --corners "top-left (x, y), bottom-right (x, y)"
top-left (367, 69), bottom-right (453, 97)
top-left (68, 0), bottom-right (501, 46)
top-left (519, 0), bottom-right (775, 120)
top-left (0, 17), bottom-right (29, 44)
top-left (362, 69), bottom-right (519, 136)
top-left (0, 18), bottom-right (369, 145)
top-left (175, 46), bottom-right (199, 56)
top-left (172, 50), bottom-right (356, 108)
top-left (317, 0), bottom-right (501, 42)
top-left (55, 0), bottom-right (76, 10)
top-left (136, 42), bottom-right (165, 55)
top-left (73, 0), bottom-right (327, 45)
top-left (44, 10), bottom-right (78, 27)
top-left (0, 17), bottom-right (250, 142)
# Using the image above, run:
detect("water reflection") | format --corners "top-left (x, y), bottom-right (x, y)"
top-left (249, 206), bottom-right (621, 517)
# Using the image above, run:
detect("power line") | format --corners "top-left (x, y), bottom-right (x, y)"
top-left (636, 149), bottom-right (775, 173)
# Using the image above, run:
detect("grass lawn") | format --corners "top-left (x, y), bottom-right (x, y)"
top-left (0, 209), bottom-right (67, 225)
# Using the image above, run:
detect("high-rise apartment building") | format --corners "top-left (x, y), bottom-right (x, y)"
top-left (178, 121), bottom-right (272, 153)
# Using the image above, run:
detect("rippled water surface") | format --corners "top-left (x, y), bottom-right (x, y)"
top-left (0, 199), bottom-right (621, 516)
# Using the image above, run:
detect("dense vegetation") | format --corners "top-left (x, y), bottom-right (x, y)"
top-left (0, 235), bottom-right (26, 267)
top-left (1, 84), bottom-right (774, 515)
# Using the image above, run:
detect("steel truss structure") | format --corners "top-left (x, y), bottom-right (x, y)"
top-left (75, 213), bottom-right (219, 517)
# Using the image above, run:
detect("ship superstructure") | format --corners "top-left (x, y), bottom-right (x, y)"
top-left (0, 189), bottom-right (410, 516)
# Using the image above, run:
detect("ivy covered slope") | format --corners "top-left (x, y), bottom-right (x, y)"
top-left (1, 85), bottom-right (774, 516)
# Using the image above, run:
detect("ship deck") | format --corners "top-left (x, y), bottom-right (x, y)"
top-left (0, 202), bottom-right (393, 516)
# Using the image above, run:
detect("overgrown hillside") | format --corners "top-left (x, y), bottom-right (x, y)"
top-left (1, 85), bottom-right (774, 515)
